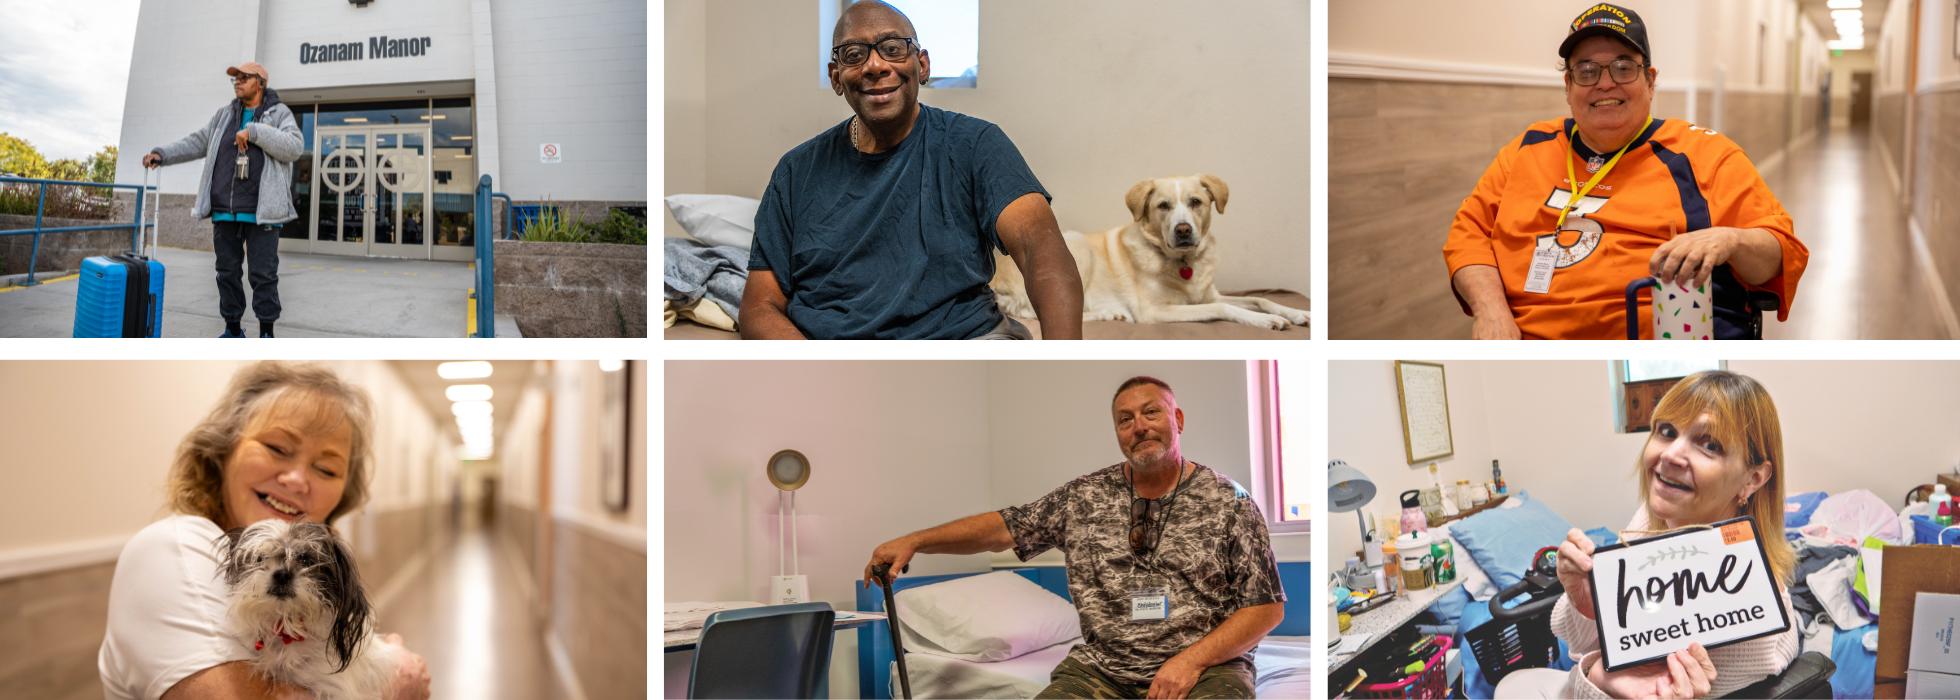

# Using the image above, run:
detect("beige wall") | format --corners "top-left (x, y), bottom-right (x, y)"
top-left (0, 361), bottom-right (445, 554)
top-left (665, 0), bottom-right (709, 240)
top-left (665, 0), bottom-right (1312, 293)
top-left (1330, 360), bottom-right (1960, 561)
top-left (0, 362), bottom-right (243, 551)
top-left (496, 360), bottom-right (648, 700)
top-left (1326, 361), bottom-right (1502, 562)
top-left (985, 362), bottom-right (1255, 512)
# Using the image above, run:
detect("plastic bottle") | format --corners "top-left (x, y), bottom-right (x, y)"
top-left (1933, 484), bottom-right (1953, 517)
top-left (1940, 501), bottom-right (1954, 528)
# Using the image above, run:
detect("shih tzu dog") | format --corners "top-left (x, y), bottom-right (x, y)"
top-left (218, 519), bottom-right (405, 700)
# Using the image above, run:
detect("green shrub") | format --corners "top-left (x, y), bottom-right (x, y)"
top-left (518, 198), bottom-right (586, 242)
top-left (515, 199), bottom-right (648, 245)
top-left (587, 208), bottom-right (647, 246)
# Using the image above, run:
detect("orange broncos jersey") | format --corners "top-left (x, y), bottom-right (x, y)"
top-left (1444, 118), bottom-right (1807, 339)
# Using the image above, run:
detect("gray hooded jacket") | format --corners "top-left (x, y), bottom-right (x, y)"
top-left (150, 87), bottom-right (304, 224)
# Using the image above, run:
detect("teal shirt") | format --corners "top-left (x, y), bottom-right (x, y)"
top-left (214, 106), bottom-right (278, 227)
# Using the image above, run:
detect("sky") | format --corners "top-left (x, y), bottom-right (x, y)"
top-left (0, 0), bottom-right (142, 161)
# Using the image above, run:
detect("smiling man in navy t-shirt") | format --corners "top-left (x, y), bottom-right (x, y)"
top-left (741, 0), bottom-right (1083, 339)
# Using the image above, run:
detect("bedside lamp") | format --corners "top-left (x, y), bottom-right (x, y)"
top-left (768, 449), bottom-right (811, 606)
top-left (1329, 460), bottom-right (1382, 567)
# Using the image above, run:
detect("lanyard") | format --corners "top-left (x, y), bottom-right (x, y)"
top-left (1557, 116), bottom-right (1652, 229)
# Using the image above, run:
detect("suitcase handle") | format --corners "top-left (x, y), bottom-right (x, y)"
top-left (141, 161), bottom-right (161, 256)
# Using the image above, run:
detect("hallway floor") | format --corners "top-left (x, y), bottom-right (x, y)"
top-left (1760, 125), bottom-right (1952, 339)
top-left (376, 524), bottom-right (573, 700)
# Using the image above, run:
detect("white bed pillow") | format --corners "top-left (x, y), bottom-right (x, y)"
top-left (663, 194), bottom-right (760, 250)
top-left (894, 570), bottom-right (1082, 662)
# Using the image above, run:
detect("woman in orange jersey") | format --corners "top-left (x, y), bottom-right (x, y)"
top-left (1443, 4), bottom-right (1809, 340)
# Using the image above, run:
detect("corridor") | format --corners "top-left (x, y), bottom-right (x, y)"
top-left (376, 520), bottom-right (573, 700)
top-left (1761, 125), bottom-right (1954, 340)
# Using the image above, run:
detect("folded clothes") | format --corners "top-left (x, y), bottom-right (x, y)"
top-left (664, 238), bottom-right (750, 326)
top-left (1790, 540), bottom-right (1860, 628)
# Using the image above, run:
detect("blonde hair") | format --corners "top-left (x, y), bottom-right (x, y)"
top-left (167, 361), bottom-right (375, 527)
top-left (1635, 370), bottom-right (1794, 585)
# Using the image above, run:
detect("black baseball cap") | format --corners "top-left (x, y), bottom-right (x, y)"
top-left (1559, 4), bottom-right (1652, 62)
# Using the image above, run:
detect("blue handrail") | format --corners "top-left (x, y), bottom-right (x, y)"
top-left (0, 176), bottom-right (154, 287)
top-left (492, 192), bottom-right (515, 239)
top-left (473, 175), bottom-right (496, 337)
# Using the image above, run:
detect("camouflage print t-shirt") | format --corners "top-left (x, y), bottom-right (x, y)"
top-left (998, 462), bottom-right (1286, 685)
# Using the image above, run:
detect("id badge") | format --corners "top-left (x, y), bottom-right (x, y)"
top-left (1523, 246), bottom-right (1558, 294)
top-left (1128, 575), bottom-right (1170, 622)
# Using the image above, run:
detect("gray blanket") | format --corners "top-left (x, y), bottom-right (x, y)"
top-left (663, 238), bottom-right (749, 322)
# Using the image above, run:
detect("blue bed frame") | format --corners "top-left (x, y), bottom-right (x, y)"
top-left (853, 561), bottom-right (1311, 700)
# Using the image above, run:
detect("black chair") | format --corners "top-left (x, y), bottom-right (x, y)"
top-left (687, 602), bottom-right (836, 699)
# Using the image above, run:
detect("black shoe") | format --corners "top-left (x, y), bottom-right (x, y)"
top-left (259, 321), bottom-right (275, 338)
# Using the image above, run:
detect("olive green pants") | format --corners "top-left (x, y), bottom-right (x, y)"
top-left (1033, 656), bottom-right (1256, 699)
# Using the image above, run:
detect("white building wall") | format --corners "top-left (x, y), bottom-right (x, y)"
top-left (115, 0), bottom-right (646, 205)
top-left (488, 0), bottom-right (647, 203)
top-left (115, 0), bottom-right (262, 194)
top-left (259, 0), bottom-right (477, 89)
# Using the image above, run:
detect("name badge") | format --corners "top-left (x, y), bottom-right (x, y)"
top-left (1129, 575), bottom-right (1170, 622)
top-left (1524, 246), bottom-right (1558, 294)
top-left (1586, 517), bottom-right (1792, 671)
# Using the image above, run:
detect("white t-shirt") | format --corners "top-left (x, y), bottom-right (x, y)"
top-left (99, 514), bottom-right (255, 700)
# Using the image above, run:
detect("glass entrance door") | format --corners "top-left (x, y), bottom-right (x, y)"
top-left (311, 126), bottom-right (431, 258)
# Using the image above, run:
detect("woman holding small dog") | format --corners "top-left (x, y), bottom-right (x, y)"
top-left (98, 362), bottom-right (432, 700)
top-left (1494, 370), bottom-right (1799, 698)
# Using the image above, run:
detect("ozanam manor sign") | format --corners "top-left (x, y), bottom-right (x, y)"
top-left (1587, 517), bottom-right (1792, 671)
top-left (300, 36), bottom-right (432, 64)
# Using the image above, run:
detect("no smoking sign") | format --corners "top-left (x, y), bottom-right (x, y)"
top-left (541, 143), bottom-right (561, 163)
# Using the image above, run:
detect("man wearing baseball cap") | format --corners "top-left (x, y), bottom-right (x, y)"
top-left (1443, 3), bottom-right (1809, 339)
top-left (142, 62), bottom-right (303, 338)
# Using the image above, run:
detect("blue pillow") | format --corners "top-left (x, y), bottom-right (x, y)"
top-left (1449, 496), bottom-right (1578, 591)
top-left (1584, 527), bottom-right (1621, 548)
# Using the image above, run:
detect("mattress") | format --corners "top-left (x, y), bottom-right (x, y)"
top-left (664, 289), bottom-right (1312, 340)
top-left (896, 637), bottom-right (1315, 699)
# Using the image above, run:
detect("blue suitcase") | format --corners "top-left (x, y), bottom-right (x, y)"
top-left (74, 254), bottom-right (165, 337)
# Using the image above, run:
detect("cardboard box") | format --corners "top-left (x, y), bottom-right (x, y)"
top-left (1905, 592), bottom-right (1960, 698)
top-left (1876, 546), bottom-right (1960, 698)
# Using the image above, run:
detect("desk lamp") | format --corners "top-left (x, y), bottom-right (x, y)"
top-left (1328, 460), bottom-right (1382, 567)
top-left (768, 449), bottom-right (811, 606)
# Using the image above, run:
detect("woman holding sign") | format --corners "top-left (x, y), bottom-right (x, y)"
top-left (1496, 370), bottom-right (1798, 698)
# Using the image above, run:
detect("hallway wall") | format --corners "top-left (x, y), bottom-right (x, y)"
top-left (1329, 0), bottom-right (1827, 337)
top-left (0, 361), bottom-right (450, 700)
top-left (497, 360), bottom-right (648, 700)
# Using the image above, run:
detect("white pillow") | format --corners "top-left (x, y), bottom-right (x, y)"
top-left (664, 194), bottom-right (760, 250)
top-left (894, 570), bottom-right (1081, 662)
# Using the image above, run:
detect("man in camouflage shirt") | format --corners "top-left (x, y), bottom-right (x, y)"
top-left (865, 377), bottom-right (1287, 699)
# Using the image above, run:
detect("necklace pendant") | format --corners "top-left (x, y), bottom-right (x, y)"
top-left (1586, 155), bottom-right (1606, 174)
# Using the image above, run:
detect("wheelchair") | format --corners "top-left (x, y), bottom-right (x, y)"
top-left (1624, 264), bottom-right (1782, 340)
top-left (1464, 546), bottom-right (1835, 699)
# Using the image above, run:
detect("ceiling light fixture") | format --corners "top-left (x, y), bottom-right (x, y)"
top-left (446, 384), bottom-right (493, 402)
top-left (437, 361), bottom-right (493, 379)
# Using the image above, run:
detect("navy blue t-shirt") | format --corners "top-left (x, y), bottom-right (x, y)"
top-left (748, 104), bottom-right (1049, 339)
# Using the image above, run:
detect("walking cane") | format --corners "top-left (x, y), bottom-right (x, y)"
top-left (872, 563), bottom-right (913, 700)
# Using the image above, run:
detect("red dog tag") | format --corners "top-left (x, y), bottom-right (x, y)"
top-left (1179, 267), bottom-right (1193, 280)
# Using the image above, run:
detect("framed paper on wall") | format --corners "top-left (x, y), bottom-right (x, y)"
top-left (599, 361), bottom-right (633, 512)
top-left (1394, 360), bottom-right (1453, 463)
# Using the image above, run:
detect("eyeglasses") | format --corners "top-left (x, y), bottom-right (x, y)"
top-left (1130, 498), bottom-right (1163, 557)
top-left (231, 75), bottom-right (260, 85)
top-left (831, 37), bottom-right (919, 68)
top-left (1569, 59), bottom-right (1648, 87)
